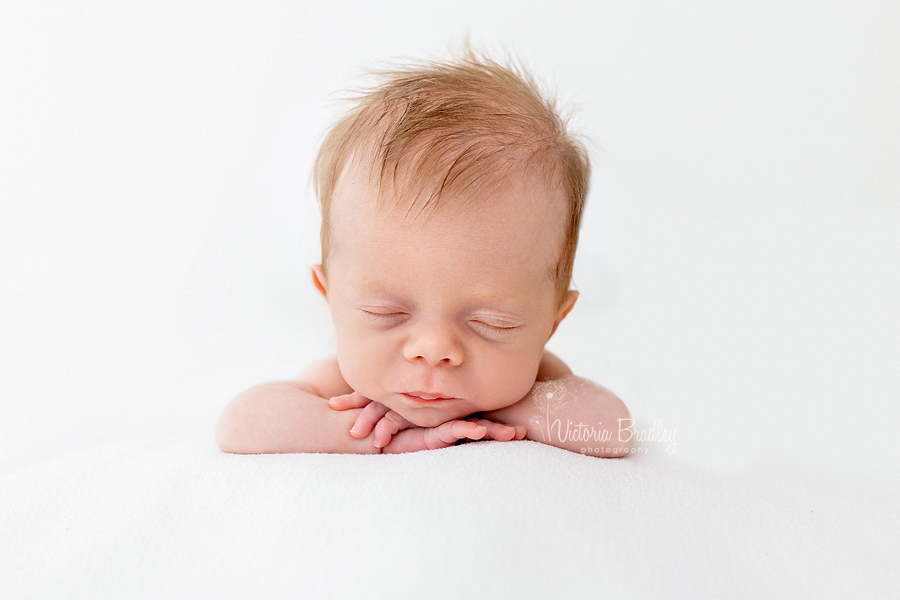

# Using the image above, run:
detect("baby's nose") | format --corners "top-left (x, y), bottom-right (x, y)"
top-left (402, 323), bottom-right (463, 367)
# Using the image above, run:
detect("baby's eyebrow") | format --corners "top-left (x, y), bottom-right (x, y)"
top-left (349, 283), bottom-right (408, 303)
top-left (467, 298), bottom-right (531, 314)
top-left (351, 285), bottom-right (532, 316)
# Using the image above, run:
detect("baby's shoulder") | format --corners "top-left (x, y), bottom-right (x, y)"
top-left (296, 354), bottom-right (354, 399)
top-left (536, 349), bottom-right (573, 381)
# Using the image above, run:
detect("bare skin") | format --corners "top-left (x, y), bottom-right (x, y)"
top-left (326, 349), bottom-right (631, 456)
top-left (215, 158), bottom-right (632, 457)
top-left (216, 350), bottom-right (630, 456)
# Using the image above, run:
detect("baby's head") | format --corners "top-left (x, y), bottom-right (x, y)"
top-left (310, 50), bottom-right (590, 427)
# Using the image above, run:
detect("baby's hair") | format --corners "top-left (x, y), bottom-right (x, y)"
top-left (313, 47), bottom-right (590, 309)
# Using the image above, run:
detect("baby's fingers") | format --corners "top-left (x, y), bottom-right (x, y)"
top-left (372, 411), bottom-right (412, 448)
top-left (423, 420), bottom-right (488, 449)
top-left (348, 401), bottom-right (389, 438)
top-left (464, 418), bottom-right (526, 441)
top-left (328, 391), bottom-right (372, 411)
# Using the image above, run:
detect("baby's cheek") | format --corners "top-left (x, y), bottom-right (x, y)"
top-left (334, 344), bottom-right (366, 390)
top-left (497, 358), bottom-right (541, 402)
top-left (336, 342), bottom-right (385, 398)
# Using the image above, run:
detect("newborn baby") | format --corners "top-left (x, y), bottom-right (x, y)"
top-left (216, 50), bottom-right (631, 457)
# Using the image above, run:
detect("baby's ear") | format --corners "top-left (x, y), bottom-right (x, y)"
top-left (549, 290), bottom-right (579, 338)
top-left (311, 264), bottom-right (328, 298)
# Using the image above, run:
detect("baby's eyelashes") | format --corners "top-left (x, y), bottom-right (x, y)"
top-left (470, 320), bottom-right (519, 335)
top-left (359, 309), bottom-right (520, 333)
top-left (360, 310), bottom-right (407, 321)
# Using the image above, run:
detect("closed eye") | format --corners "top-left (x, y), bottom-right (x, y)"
top-left (472, 320), bottom-right (519, 335)
top-left (360, 310), bottom-right (406, 322)
top-left (360, 310), bottom-right (518, 334)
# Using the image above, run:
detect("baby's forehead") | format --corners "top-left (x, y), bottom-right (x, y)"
top-left (327, 156), bottom-right (566, 288)
top-left (333, 199), bottom-right (560, 292)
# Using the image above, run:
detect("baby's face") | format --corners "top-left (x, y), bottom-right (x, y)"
top-left (313, 163), bottom-right (577, 427)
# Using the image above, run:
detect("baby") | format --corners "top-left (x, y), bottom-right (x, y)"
top-left (215, 51), bottom-right (631, 457)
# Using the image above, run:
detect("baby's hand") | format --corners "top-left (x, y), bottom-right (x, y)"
top-left (328, 392), bottom-right (407, 445)
top-left (328, 392), bottom-right (526, 453)
top-left (382, 417), bottom-right (526, 454)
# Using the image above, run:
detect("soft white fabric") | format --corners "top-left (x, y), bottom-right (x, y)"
top-left (1, 439), bottom-right (897, 599)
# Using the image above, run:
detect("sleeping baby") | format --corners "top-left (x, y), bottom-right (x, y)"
top-left (215, 50), bottom-right (632, 457)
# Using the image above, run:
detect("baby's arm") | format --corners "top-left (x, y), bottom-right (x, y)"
top-left (215, 355), bottom-right (382, 455)
top-left (477, 350), bottom-right (632, 458)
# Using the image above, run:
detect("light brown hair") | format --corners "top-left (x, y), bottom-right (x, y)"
top-left (313, 49), bottom-right (590, 309)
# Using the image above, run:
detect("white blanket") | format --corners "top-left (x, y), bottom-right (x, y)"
top-left (2, 438), bottom-right (897, 599)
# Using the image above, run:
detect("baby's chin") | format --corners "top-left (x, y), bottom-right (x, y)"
top-left (385, 402), bottom-right (468, 429)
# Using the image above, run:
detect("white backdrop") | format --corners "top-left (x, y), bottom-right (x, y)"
top-left (2, 0), bottom-right (898, 485)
